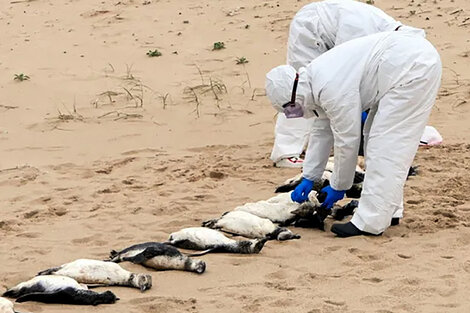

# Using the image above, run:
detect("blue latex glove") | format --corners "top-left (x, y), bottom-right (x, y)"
top-left (320, 185), bottom-right (346, 209)
top-left (291, 178), bottom-right (314, 203)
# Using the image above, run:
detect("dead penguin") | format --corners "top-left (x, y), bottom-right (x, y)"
top-left (2, 276), bottom-right (117, 306)
top-left (234, 191), bottom-right (321, 225)
top-left (202, 211), bottom-right (300, 241)
top-left (0, 297), bottom-right (18, 313)
top-left (37, 259), bottom-right (152, 291)
top-left (109, 242), bottom-right (206, 274)
top-left (168, 227), bottom-right (267, 254)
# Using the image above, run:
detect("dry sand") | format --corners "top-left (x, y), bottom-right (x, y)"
top-left (0, 0), bottom-right (469, 312)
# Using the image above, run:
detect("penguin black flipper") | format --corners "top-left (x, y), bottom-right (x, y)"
top-left (168, 239), bottom-right (225, 254)
top-left (108, 250), bottom-right (119, 261)
top-left (3, 282), bottom-right (45, 298)
top-left (37, 266), bottom-right (62, 276)
top-left (109, 242), bottom-right (180, 262)
top-left (122, 246), bottom-right (180, 264)
top-left (201, 218), bottom-right (219, 228)
top-left (167, 239), bottom-right (202, 251)
top-left (16, 288), bottom-right (117, 306)
top-left (275, 179), bottom-right (302, 193)
top-left (184, 248), bottom-right (217, 257)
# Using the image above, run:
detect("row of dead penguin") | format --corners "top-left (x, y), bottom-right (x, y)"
top-left (1, 159), bottom-right (374, 311)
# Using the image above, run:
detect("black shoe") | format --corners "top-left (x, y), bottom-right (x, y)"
top-left (330, 222), bottom-right (381, 238)
top-left (391, 218), bottom-right (400, 226)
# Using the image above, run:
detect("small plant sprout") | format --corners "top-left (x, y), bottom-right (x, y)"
top-left (147, 49), bottom-right (162, 57)
top-left (14, 73), bottom-right (30, 81)
top-left (213, 42), bottom-right (225, 50)
top-left (236, 57), bottom-right (249, 65)
top-left (366, 0), bottom-right (375, 4)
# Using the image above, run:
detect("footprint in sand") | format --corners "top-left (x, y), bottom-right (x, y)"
top-left (270, 297), bottom-right (295, 308)
top-left (23, 210), bottom-right (40, 219)
top-left (97, 185), bottom-right (121, 194)
top-left (464, 260), bottom-right (470, 273)
top-left (324, 245), bottom-right (342, 252)
top-left (0, 166), bottom-right (40, 187)
top-left (264, 281), bottom-right (295, 291)
top-left (265, 269), bottom-right (289, 280)
top-left (131, 297), bottom-right (197, 313)
top-left (71, 235), bottom-right (95, 245)
top-left (362, 277), bottom-right (383, 283)
top-left (348, 247), bottom-right (380, 262)
top-left (324, 299), bottom-right (346, 306)
top-left (0, 219), bottom-right (20, 231)
top-left (128, 296), bottom-right (159, 305)
top-left (47, 207), bottom-right (68, 217)
top-left (16, 232), bottom-right (41, 239)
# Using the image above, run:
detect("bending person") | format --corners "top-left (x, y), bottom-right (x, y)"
top-left (272, 0), bottom-right (423, 168)
top-left (265, 31), bottom-right (441, 237)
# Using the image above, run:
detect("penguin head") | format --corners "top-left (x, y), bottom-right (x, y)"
top-left (133, 274), bottom-right (152, 292)
top-left (276, 228), bottom-right (301, 241)
top-left (192, 260), bottom-right (206, 274)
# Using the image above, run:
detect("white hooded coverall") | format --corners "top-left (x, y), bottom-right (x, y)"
top-left (272, 0), bottom-right (413, 163)
top-left (266, 31), bottom-right (441, 234)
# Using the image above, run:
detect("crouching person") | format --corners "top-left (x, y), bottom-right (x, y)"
top-left (265, 31), bottom-right (441, 237)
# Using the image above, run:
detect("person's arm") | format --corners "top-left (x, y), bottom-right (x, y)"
top-left (291, 111), bottom-right (333, 203)
top-left (322, 92), bottom-right (362, 191)
top-left (302, 112), bottom-right (334, 182)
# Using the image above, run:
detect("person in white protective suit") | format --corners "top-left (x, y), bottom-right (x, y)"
top-left (272, 0), bottom-right (424, 168)
top-left (265, 31), bottom-right (441, 237)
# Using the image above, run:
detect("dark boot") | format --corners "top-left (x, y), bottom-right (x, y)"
top-left (330, 222), bottom-right (381, 238)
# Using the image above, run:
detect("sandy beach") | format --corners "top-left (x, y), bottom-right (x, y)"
top-left (1, 0), bottom-right (469, 312)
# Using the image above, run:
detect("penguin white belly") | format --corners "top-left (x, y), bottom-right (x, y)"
top-left (52, 259), bottom-right (130, 285)
top-left (32, 275), bottom-right (86, 291)
top-left (172, 227), bottom-right (235, 246)
top-left (216, 211), bottom-right (277, 238)
top-left (0, 297), bottom-right (15, 313)
top-left (234, 196), bottom-right (298, 223)
top-left (265, 192), bottom-right (292, 204)
top-left (143, 256), bottom-right (184, 270)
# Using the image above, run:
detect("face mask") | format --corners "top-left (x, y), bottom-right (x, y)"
top-left (282, 73), bottom-right (304, 118)
top-left (283, 102), bottom-right (304, 118)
